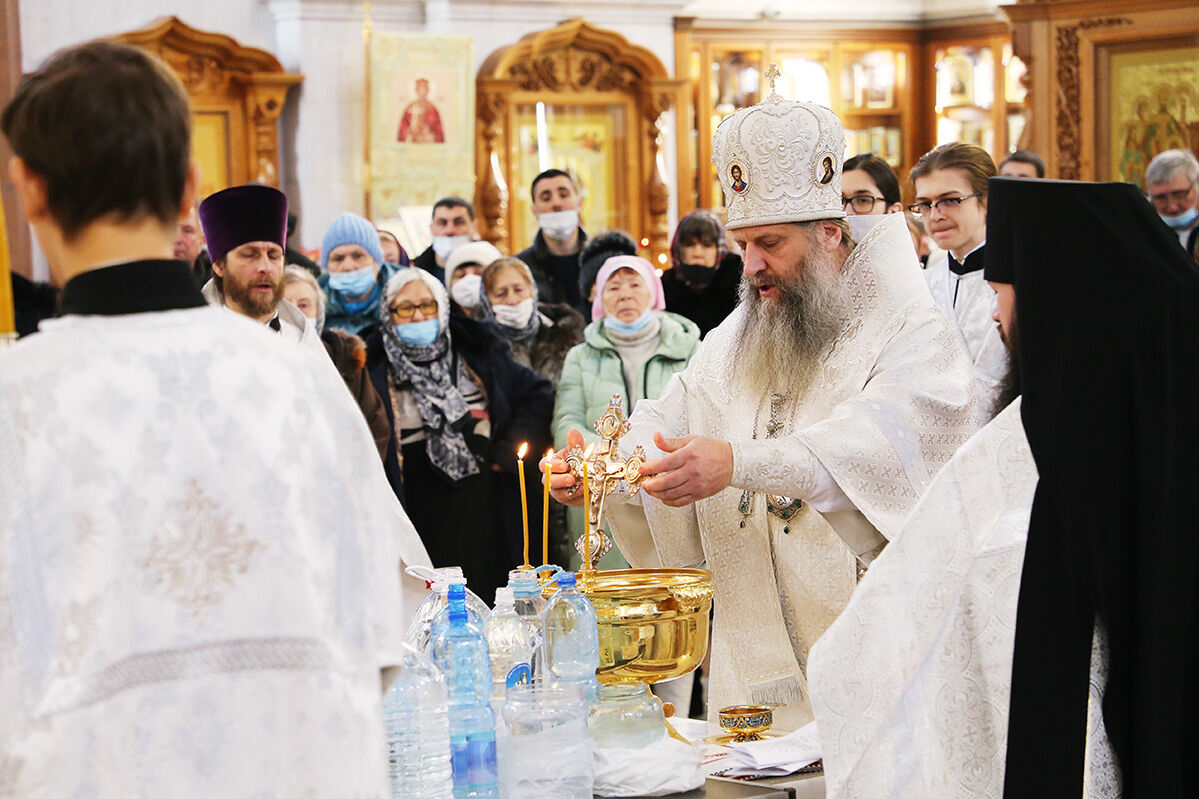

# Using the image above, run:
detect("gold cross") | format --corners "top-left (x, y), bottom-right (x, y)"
top-left (764, 63), bottom-right (782, 94)
top-left (564, 395), bottom-right (648, 571)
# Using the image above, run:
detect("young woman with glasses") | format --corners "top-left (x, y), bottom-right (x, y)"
top-left (842, 153), bottom-right (905, 216)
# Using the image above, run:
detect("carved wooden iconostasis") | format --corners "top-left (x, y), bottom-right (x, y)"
top-left (114, 17), bottom-right (301, 199)
top-left (477, 19), bottom-right (685, 266)
top-left (1003, 0), bottom-right (1199, 185)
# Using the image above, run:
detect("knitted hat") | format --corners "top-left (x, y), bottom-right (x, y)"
top-left (578, 230), bottom-right (638, 302)
top-left (591, 255), bottom-right (666, 322)
top-left (712, 80), bottom-right (846, 229)
top-left (321, 212), bottom-right (385, 271)
top-left (198, 185), bottom-right (288, 262)
top-left (444, 240), bottom-right (503, 285)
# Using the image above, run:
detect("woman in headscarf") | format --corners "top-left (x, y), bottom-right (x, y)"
top-left (478, 256), bottom-right (585, 387)
top-left (552, 255), bottom-right (700, 569)
top-left (660, 210), bottom-right (742, 338)
top-left (365, 267), bottom-right (554, 602)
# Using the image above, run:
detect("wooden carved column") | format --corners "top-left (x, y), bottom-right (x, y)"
top-left (243, 77), bottom-right (301, 187)
top-left (477, 82), bottom-right (516, 249)
top-left (642, 86), bottom-right (676, 263)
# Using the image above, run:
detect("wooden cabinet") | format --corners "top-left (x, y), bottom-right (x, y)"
top-left (674, 19), bottom-right (921, 213)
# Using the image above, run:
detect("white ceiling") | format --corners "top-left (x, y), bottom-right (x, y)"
top-left (680, 0), bottom-right (1003, 23)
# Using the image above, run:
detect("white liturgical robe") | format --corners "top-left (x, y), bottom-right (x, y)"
top-left (808, 399), bottom-right (1119, 798)
top-left (606, 214), bottom-right (978, 730)
top-left (924, 248), bottom-right (1006, 422)
top-left (0, 305), bottom-right (431, 797)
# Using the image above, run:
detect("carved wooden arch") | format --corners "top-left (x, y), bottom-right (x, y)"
top-left (477, 18), bottom-right (684, 262)
top-left (114, 16), bottom-right (302, 196)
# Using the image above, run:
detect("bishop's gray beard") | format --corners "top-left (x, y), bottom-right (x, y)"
top-left (732, 243), bottom-right (851, 396)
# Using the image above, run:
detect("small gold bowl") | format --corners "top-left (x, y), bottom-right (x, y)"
top-left (718, 705), bottom-right (774, 742)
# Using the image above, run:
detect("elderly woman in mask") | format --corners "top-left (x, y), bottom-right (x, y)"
top-left (319, 212), bottom-right (402, 334)
top-left (478, 256), bottom-right (584, 387)
top-left (552, 255), bottom-right (700, 568)
top-left (365, 267), bottom-right (554, 602)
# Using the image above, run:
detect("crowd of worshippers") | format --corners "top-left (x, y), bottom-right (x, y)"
top-left (13, 137), bottom-right (1199, 605)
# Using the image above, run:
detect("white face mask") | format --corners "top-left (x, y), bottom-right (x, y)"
top-left (432, 235), bottom-right (470, 262)
top-left (450, 273), bottom-right (483, 309)
top-left (538, 210), bottom-right (579, 242)
top-left (493, 298), bottom-right (535, 329)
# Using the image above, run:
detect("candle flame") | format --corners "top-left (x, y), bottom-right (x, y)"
top-left (545, 448), bottom-right (555, 459)
top-left (518, 442), bottom-right (528, 459)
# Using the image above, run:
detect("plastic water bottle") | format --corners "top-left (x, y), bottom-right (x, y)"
top-left (485, 588), bottom-right (534, 701)
top-left (431, 599), bottom-right (499, 798)
top-left (407, 567), bottom-right (490, 653)
top-left (542, 572), bottom-right (600, 704)
top-left (501, 683), bottom-right (594, 798)
top-left (508, 569), bottom-right (549, 682)
top-left (383, 643), bottom-right (454, 798)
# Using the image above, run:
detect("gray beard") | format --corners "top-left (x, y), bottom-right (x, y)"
top-left (732, 244), bottom-right (851, 396)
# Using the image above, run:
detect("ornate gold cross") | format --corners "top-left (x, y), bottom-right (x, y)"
top-left (564, 395), bottom-right (648, 572)
top-left (764, 63), bottom-right (782, 94)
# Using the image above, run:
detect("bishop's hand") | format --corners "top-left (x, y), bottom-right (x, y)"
top-left (639, 432), bottom-right (734, 507)
top-left (542, 428), bottom-right (585, 507)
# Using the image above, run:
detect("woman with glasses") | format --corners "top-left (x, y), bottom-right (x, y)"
top-left (909, 142), bottom-right (1005, 422)
top-left (365, 267), bottom-right (554, 603)
top-left (842, 154), bottom-right (905, 216)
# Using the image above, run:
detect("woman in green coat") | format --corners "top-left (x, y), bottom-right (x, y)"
top-left (552, 255), bottom-right (701, 568)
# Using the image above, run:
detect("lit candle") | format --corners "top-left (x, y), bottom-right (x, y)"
top-left (517, 442), bottom-right (530, 568)
top-left (542, 448), bottom-right (553, 566)
top-left (582, 444), bottom-right (595, 571)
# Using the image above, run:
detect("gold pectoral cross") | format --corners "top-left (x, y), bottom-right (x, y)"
top-left (564, 395), bottom-right (648, 572)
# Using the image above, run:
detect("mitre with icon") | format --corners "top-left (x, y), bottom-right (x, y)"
top-left (711, 64), bottom-right (847, 229)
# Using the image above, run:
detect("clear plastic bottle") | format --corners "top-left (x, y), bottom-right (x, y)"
top-left (407, 567), bottom-right (490, 653)
top-left (542, 572), bottom-right (600, 704)
top-left (431, 599), bottom-right (499, 799)
top-left (382, 643), bottom-right (454, 798)
top-left (501, 683), bottom-right (593, 798)
top-left (508, 569), bottom-right (549, 682)
top-left (485, 588), bottom-right (534, 701)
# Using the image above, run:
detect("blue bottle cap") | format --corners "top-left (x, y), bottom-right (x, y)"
top-left (557, 572), bottom-right (576, 588)
top-left (447, 582), bottom-right (466, 601)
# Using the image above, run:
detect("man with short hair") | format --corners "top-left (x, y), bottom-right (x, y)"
top-left (198, 184), bottom-right (322, 351)
top-left (516, 168), bottom-right (588, 314)
top-left (1145, 148), bottom-right (1199, 250)
top-left (548, 88), bottom-right (976, 728)
top-left (411, 196), bottom-right (477, 283)
top-left (0, 40), bottom-right (428, 796)
top-left (998, 149), bottom-right (1046, 179)
top-left (173, 202), bottom-right (211, 287)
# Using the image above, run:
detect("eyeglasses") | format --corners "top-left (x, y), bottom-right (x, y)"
top-left (907, 194), bottom-right (982, 217)
top-left (390, 300), bottom-right (438, 319)
top-left (842, 195), bottom-right (887, 213)
top-left (1147, 186), bottom-right (1196, 209)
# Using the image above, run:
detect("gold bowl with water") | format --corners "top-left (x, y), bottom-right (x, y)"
top-left (545, 568), bottom-right (714, 684)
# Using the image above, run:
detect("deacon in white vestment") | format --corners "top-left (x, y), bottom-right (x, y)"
top-left (808, 230), bottom-right (1119, 798)
top-left (0, 41), bottom-right (431, 798)
top-left (549, 82), bottom-right (978, 730)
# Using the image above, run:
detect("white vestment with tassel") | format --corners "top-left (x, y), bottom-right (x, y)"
top-left (607, 214), bottom-right (978, 730)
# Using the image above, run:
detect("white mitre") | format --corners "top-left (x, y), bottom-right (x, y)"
top-left (712, 76), bottom-right (847, 229)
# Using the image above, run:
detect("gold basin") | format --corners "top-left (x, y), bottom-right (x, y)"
top-left (544, 568), bottom-right (714, 684)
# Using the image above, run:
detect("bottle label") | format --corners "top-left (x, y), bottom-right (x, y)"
top-left (506, 662), bottom-right (531, 689)
top-left (450, 733), bottom-right (497, 789)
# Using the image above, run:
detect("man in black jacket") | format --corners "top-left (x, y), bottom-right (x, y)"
top-left (411, 196), bottom-right (478, 284)
top-left (515, 169), bottom-right (588, 316)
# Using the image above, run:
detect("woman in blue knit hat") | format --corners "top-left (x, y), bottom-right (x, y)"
top-left (318, 212), bottom-right (400, 334)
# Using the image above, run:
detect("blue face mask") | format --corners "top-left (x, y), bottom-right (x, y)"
top-left (395, 319), bottom-right (440, 347)
top-left (328, 266), bottom-right (377, 296)
top-left (1161, 206), bottom-right (1199, 230)
top-left (604, 309), bottom-right (655, 335)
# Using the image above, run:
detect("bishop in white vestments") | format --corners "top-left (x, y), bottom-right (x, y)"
top-left (549, 81), bottom-right (978, 730)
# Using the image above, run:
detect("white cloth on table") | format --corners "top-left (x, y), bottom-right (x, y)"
top-left (809, 399), bottom-right (1119, 798)
top-left (607, 214), bottom-right (978, 731)
top-left (0, 306), bottom-right (431, 797)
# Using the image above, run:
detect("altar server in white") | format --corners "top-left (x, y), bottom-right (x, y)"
top-left (548, 76), bottom-right (977, 730)
top-left (0, 41), bottom-right (430, 797)
top-left (808, 177), bottom-right (1118, 798)
top-left (911, 142), bottom-right (1007, 422)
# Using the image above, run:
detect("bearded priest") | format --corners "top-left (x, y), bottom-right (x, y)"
top-left (547, 79), bottom-right (978, 729)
